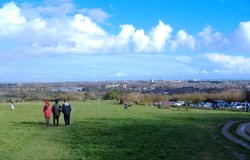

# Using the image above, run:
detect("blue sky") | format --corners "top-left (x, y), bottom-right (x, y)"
top-left (0, 0), bottom-right (250, 82)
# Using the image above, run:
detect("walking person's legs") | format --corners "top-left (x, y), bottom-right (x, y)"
top-left (45, 117), bottom-right (50, 127)
top-left (53, 116), bottom-right (56, 126)
top-left (64, 114), bottom-right (70, 126)
top-left (56, 116), bottom-right (59, 126)
top-left (67, 114), bottom-right (70, 126)
top-left (64, 114), bottom-right (67, 126)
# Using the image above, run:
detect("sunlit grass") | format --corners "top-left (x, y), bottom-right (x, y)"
top-left (0, 101), bottom-right (249, 160)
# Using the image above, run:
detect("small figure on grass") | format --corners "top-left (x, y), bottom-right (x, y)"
top-left (186, 102), bottom-right (190, 111)
top-left (62, 99), bottom-right (71, 127)
top-left (212, 103), bottom-right (216, 110)
top-left (245, 101), bottom-right (249, 112)
top-left (10, 101), bottom-right (15, 111)
top-left (124, 103), bottom-right (128, 109)
top-left (52, 99), bottom-right (62, 126)
top-left (43, 99), bottom-right (52, 127)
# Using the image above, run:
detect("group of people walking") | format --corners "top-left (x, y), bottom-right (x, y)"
top-left (43, 99), bottom-right (72, 127)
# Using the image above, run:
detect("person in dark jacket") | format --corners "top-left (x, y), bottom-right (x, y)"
top-left (52, 99), bottom-right (62, 126)
top-left (62, 99), bottom-right (71, 127)
top-left (245, 101), bottom-right (249, 112)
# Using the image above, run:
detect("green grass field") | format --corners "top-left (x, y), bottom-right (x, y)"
top-left (0, 101), bottom-right (249, 160)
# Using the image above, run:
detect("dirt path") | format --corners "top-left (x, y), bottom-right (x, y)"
top-left (221, 121), bottom-right (250, 150)
top-left (236, 122), bottom-right (250, 142)
top-left (247, 126), bottom-right (250, 134)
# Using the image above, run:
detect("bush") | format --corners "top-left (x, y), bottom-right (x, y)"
top-left (103, 90), bottom-right (122, 100)
top-left (169, 89), bottom-right (246, 103)
top-left (121, 93), bottom-right (169, 105)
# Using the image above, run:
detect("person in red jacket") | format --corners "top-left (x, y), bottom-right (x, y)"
top-left (43, 99), bottom-right (52, 127)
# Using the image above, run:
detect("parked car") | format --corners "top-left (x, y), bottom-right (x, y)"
top-left (174, 101), bottom-right (185, 106)
top-left (231, 102), bottom-right (250, 110)
top-left (240, 102), bottom-right (250, 110)
top-left (183, 102), bottom-right (193, 107)
top-left (195, 102), bottom-right (205, 107)
top-left (231, 102), bottom-right (244, 109)
top-left (154, 101), bottom-right (175, 108)
top-left (213, 100), bottom-right (230, 108)
top-left (195, 102), bottom-right (213, 109)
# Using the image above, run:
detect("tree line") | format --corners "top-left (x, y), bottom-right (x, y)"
top-left (1, 88), bottom-right (249, 104)
top-left (105, 89), bottom-right (249, 105)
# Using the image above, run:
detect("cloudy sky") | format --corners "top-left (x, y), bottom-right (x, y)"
top-left (0, 0), bottom-right (250, 82)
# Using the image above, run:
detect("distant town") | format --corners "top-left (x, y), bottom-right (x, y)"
top-left (1, 80), bottom-right (250, 102)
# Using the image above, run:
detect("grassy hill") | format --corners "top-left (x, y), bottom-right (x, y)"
top-left (0, 101), bottom-right (249, 160)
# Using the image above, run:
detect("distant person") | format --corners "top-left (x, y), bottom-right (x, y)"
top-left (62, 99), bottom-right (71, 127)
top-left (245, 101), bottom-right (249, 112)
top-left (10, 101), bottom-right (15, 111)
top-left (52, 99), bottom-right (62, 126)
top-left (124, 103), bottom-right (128, 109)
top-left (43, 99), bottom-right (52, 127)
top-left (212, 103), bottom-right (216, 110)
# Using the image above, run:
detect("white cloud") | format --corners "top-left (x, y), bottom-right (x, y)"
top-left (213, 69), bottom-right (230, 73)
top-left (150, 20), bottom-right (172, 51)
top-left (198, 25), bottom-right (229, 48)
top-left (33, 0), bottom-right (75, 17)
top-left (201, 70), bottom-right (208, 74)
top-left (205, 53), bottom-right (250, 73)
top-left (115, 72), bottom-right (128, 77)
top-left (237, 21), bottom-right (250, 42)
top-left (115, 24), bottom-right (136, 50)
top-left (113, 21), bottom-right (172, 52)
top-left (133, 29), bottom-right (151, 52)
top-left (29, 18), bottom-right (47, 31)
top-left (0, 1), bottom-right (249, 56)
top-left (71, 14), bottom-right (106, 35)
top-left (200, 69), bottom-right (231, 74)
top-left (0, 2), bottom-right (26, 35)
top-left (80, 8), bottom-right (110, 23)
top-left (174, 56), bottom-right (192, 63)
top-left (233, 21), bottom-right (250, 50)
top-left (0, 2), bottom-right (109, 54)
top-left (1, 2), bottom-right (173, 54)
top-left (171, 29), bottom-right (196, 50)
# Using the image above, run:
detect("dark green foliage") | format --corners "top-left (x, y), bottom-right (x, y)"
top-left (103, 90), bottom-right (122, 100)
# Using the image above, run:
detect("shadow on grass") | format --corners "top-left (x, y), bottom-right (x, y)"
top-left (64, 118), bottom-right (237, 160)
top-left (20, 121), bottom-right (44, 125)
top-left (11, 121), bottom-right (46, 128)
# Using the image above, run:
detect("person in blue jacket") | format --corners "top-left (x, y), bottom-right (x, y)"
top-left (62, 99), bottom-right (72, 127)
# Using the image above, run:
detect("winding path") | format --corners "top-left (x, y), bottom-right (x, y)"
top-left (221, 121), bottom-right (250, 150)
top-left (236, 122), bottom-right (250, 142)
top-left (246, 126), bottom-right (250, 135)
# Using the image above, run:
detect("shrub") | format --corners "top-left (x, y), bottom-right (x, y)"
top-left (121, 93), bottom-right (169, 105)
top-left (169, 89), bottom-right (246, 103)
top-left (103, 90), bottom-right (122, 100)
